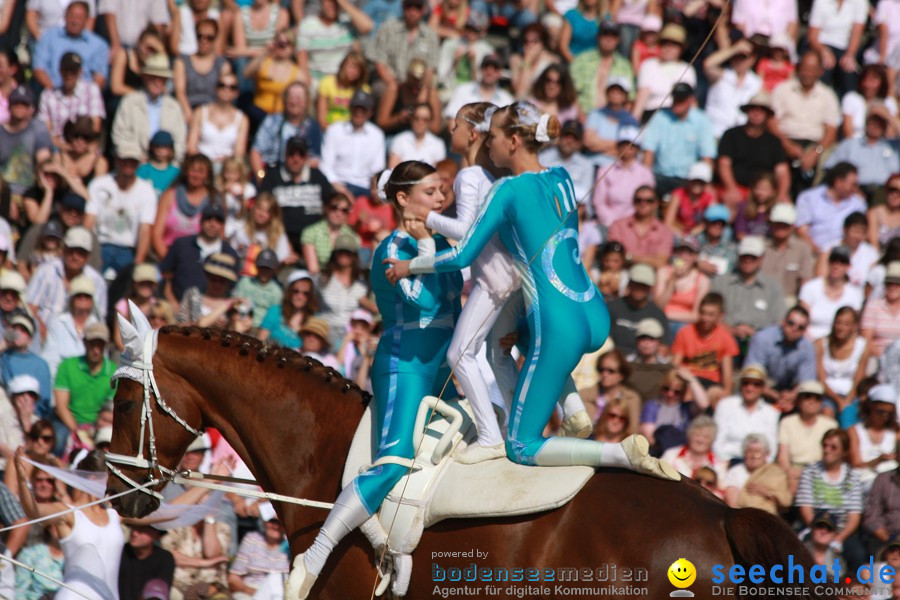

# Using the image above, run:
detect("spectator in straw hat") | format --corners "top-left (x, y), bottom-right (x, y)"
top-left (53, 322), bottom-right (115, 450)
top-left (112, 53), bottom-right (186, 162)
top-left (178, 252), bottom-right (240, 327)
top-left (713, 363), bottom-right (780, 462)
top-left (300, 317), bottom-right (341, 371)
top-left (40, 274), bottom-right (100, 377)
top-left (717, 90), bottom-right (791, 208)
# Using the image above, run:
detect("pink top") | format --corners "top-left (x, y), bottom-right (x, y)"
top-left (163, 188), bottom-right (204, 247)
top-left (731, 0), bottom-right (798, 38)
top-left (608, 216), bottom-right (675, 260)
top-left (593, 160), bottom-right (656, 227)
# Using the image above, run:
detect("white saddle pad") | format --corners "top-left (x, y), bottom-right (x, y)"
top-left (342, 401), bottom-right (594, 529)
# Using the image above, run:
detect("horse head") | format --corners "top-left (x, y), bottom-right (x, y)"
top-left (105, 301), bottom-right (204, 518)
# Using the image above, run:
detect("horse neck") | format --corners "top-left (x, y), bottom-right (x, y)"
top-left (157, 332), bottom-right (366, 533)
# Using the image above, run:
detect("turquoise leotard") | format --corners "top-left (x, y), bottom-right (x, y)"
top-left (352, 231), bottom-right (462, 514)
top-left (412, 167), bottom-right (610, 465)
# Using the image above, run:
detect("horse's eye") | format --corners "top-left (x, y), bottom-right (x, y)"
top-left (117, 400), bottom-right (135, 414)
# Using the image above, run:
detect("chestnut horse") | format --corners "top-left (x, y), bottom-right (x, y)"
top-left (107, 326), bottom-right (834, 600)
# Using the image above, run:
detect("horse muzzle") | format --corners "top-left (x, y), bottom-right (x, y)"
top-left (107, 480), bottom-right (161, 518)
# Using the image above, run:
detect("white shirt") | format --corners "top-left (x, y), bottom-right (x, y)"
top-left (713, 395), bottom-right (780, 461)
top-left (389, 130), bottom-right (447, 167)
top-left (86, 174), bottom-right (158, 248)
top-left (637, 59), bottom-right (697, 110)
top-left (798, 277), bottom-right (864, 340)
top-left (809, 0), bottom-right (868, 50)
top-left (841, 92), bottom-right (899, 139)
top-left (443, 82), bottom-right (514, 119)
top-left (705, 69), bottom-right (763, 138)
top-left (320, 121), bottom-right (386, 189)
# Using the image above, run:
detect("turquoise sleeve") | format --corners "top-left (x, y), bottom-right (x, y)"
top-left (429, 180), bottom-right (509, 273)
top-left (385, 235), bottom-right (441, 311)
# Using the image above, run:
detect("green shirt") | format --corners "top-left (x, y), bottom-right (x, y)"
top-left (233, 277), bottom-right (284, 327)
top-left (299, 221), bottom-right (360, 266)
top-left (570, 51), bottom-right (635, 114)
top-left (54, 356), bottom-right (116, 425)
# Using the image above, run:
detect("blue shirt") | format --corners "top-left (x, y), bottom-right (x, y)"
top-left (641, 107), bottom-right (717, 179)
top-left (137, 162), bottom-right (180, 197)
top-left (252, 115), bottom-right (322, 167)
top-left (585, 108), bottom-right (638, 166)
top-left (146, 93), bottom-right (162, 138)
top-left (363, 0), bottom-right (402, 32)
top-left (564, 9), bottom-right (598, 57)
top-left (32, 27), bottom-right (110, 88)
top-left (795, 185), bottom-right (868, 251)
top-left (0, 350), bottom-right (53, 419)
top-left (260, 305), bottom-right (302, 350)
top-left (824, 137), bottom-right (900, 186)
top-left (745, 325), bottom-right (817, 390)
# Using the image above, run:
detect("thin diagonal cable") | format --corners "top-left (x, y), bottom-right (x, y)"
top-left (0, 552), bottom-right (94, 600)
top-left (370, 8), bottom-right (732, 597)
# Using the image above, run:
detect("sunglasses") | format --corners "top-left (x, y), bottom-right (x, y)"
top-left (872, 407), bottom-right (895, 416)
top-left (292, 288), bottom-right (311, 296)
top-left (662, 385), bottom-right (685, 394)
top-left (599, 367), bottom-right (620, 375)
top-left (197, 33), bottom-right (216, 42)
top-left (786, 319), bottom-right (807, 331)
top-left (545, 78), bottom-right (561, 85)
top-left (822, 442), bottom-right (842, 450)
top-left (634, 196), bottom-right (657, 204)
top-left (31, 434), bottom-right (54, 442)
top-left (33, 476), bottom-right (54, 483)
top-left (887, 187), bottom-right (900, 194)
top-left (696, 478), bottom-right (716, 485)
top-left (328, 205), bottom-right (351, 214)
top-left (217, 82), bottom-right (238, 90)
top-left (741, 380), bottom-right (764, 388)
top-left (607, 413), bottom-right (626, 421)
top-left (275, 40), bottom-right (291, 48)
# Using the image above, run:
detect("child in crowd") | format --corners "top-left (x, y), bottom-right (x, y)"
top-left (756, 34), bottom-right (795, 92)
top-left (20, 220), bottom-right (63, 280)
top-left (734, 172), bottom-right (778, 240)
top-left (136, 130), bottom-right (180, 198)
top-left (300, 317), bottom-right (341, 371)
top-left (233, 249), bottom-right (284, 328)
top-left (348, 170), bottom-right (397, 267)
top-left (596, 240), bottom-right (627, 298)
top-left (336, 308), bottom-right (375, 385)
top-left (631, 13), bottom-right (662, 73)
top-left (219, 156), bottom-right (256, 240)
top-left (230, 192), bottom-right (294, 276)
top-left (672, 292), bottom-right (739, 405)
top-left (665, 162), bottom-right (715, 236)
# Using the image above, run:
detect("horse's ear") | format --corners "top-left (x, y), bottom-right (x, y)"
top-left (128, 300), bottom-right (153, 338)
top-left (118, 311), bottom-right (142, 360)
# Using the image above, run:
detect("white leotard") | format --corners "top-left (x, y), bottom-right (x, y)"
top-left (57, 507), bottom-right (125, 600)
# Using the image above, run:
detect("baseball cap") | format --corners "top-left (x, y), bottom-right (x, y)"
top-left (598, 21), bottom-right (620, 36)
top-left (635, 318), bottom-right (664, 339)
top-left (675, 235), bottom-right (700, 252)
top-left (132, 263), bottom-right (159, 284)
top-left (480, 54), bottom-right (502, 69)
top-left (628, 263), bottom-right (656, 287)
top-left (258, 502), bottom-right (278, 523)
top-left (350, 308), bottom-right (373, 325)
top-left (61, 192), bottom-right (86, 212)
top-left (769, 203), bottom-right (797, 225)
top-left (350, 90), bottom-right (375, 110)
top-left (68, 275), bottom-right (95, 298)
top-left (142, 578), bottom-right (170, 600)
top-left (560, 120), bottom-right (584, 139)
top-left (737, 235), bottom-right (766, 257)
top-left (464, 11), bottom-right (489, 31)
top-left (185, 435), bottom-right (211, 453)
top-left (868, 384), bottom-right (897, 406)
top-left (149, 130), bottom-right (174, 148)
top-left (95, 426), bottom-right (113, 446)
top-left (116, 146), bottom-right (143, 161)
top-left (703, 204), bottom-right (730, 223)
top-left (8, 313), bottom-right (34, 336)
top-left (9, 87), bottom-right (34, 106)
top-left (84, 322), bottom-right (110, 343)
top-left (256, 249), bottom-right (279, 270)
top-left (333, 233), bottom-right (359, 253)
top-left (672, 82), bottom-right (695, 101)
top-left (828, 245), bottom-right (852, 264)
top-left (640, 13), bottom-right (662, 32)
top-left (41, 220), bottom-right (65, 240)
top-left (606, 76), bottom-right (632, 93)
top-left (203, 252), bottom-right (238, 282)
top-left (0, 271), bottom-right (25, 294)
top-left (687, 162), bottom-right (712, 183)
top-left (616, 124), bottom-right (640, 144)
top-left (812, 510), bottom-right (836, 530)
top-left (884, 261), bottom-right (900, 284)
top-left (286, 269), bottom-right (313, 287)
top-left (796, 381), bottom-right (825, 397)
top-left (285, 136), bottom-right (309, 155)
top-left (64, 226), bottom-right (93, 252)
top-left (8, 374), bottom-right (40, 396)
top-left (201, 203), bottom-right (226, 222)
top-left (59, 51), bottom-right (83, 72)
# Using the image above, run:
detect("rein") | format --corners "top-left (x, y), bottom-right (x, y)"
top-left (106, 329), bottom-right (335, 510)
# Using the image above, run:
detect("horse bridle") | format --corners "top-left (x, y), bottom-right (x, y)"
top-left (105, 330), bottom-right (203, 501)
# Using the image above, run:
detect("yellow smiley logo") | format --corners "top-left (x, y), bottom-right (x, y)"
top-left (668, 558), bottom-right (696, 589)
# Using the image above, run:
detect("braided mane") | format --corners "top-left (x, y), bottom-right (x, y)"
top-left (158, 325), bottom-right (372, 404)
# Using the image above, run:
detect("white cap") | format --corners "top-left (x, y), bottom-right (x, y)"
top-left (350, 309), bottom-right (373, 325)
top-left (8, 374), bottom-right (40, 396)
top-left (628, 263), bottom-right (656, 287)
top-left (616, 125), bottom-right (641, 144)
top-left (738, 235), bottom-right (766, 257)
top-left (286, 269), bottom-right (313, 287)
top-left (606, 76), bottom-right (632, 93)
top-left (64, 226), bottom-right (93, 252)
top-left (687, 162), bottom-right (713, 183)
top-left (95, 426), bottom-right (113, 445)
top-left (185, 433), bottom-right (211, 453)
top-left (258, 501), bottom-right (278, 522)
top-left (635, 318), bottom-right (664, 339)
top-left (869, 384), bottom-right (897, 406)
top-left (769, 203), bottom-right (797, 225)
top-left (68, 275), bottom-right (95, 299)
top-left (0, 270), bottom-right (26, 294)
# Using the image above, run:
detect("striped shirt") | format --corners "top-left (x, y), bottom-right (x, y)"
top-left (24, 258), bottom-right (108, 328)
top-left (36, 79), bottom-right (105, 139)
top-left (861, 297), bottom-right (900, 355)
top-left (795, 461), bottom-right (863, 530)
top-left (0, 482), bottom-right (25, 553)
top-left (228, 531), bottom-right (289, 589)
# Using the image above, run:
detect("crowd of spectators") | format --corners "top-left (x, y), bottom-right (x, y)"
top-left (0, 0), bottom-right (897, 596)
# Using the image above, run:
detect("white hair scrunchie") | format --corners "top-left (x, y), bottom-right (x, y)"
top-left (535, 113), bottom-right (551, 143)
top-left (376, 169), bottom-right (393, 202)
top-left (474, 106), bottom-right (498, 133)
